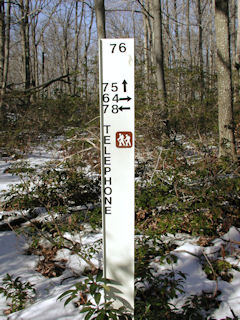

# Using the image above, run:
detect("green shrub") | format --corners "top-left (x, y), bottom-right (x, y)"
top-left (0, 274), bottom-right (36, 314)
top-left (136, 150), bottom-right (240, 236)
top-left (203, 259), bottom-right (239, 282)
top-left (135, 234), bottom-right (184, 320)
top-left (181, 292), bottom-right (220, 320)
top-left (3, 164), bottom-right (101, 211)
top-left (0, 94), bottom-right (98, 155)
top-left (58, 272), bottom-right (132, 319)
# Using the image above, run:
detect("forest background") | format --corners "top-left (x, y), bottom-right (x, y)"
top-left (0, 0), bottom-right (239, 158)
top-left (0, 0), bottom-right (240, 319)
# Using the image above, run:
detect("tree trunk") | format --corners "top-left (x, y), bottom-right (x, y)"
top-left (186, 0), bottom-right (192, 67)
top-left (84, 8), bottom-right (94, 101)
top-left (31, 20), bottom-right (38, 89)
top-left (147, 0), bottom-right (154, 67)
top-left (40, 34), bottom-right (44, 83)
top-left (197, 0), bottom-right (204, 101)
top-left (0, 0), bottom-right (5, 85)
top-left (73, 1), bottom-right (79, 96)
top-left (20, 0), bottom-right (31, 90)
top-left (62, 26), bottom-right (70, 94)
top-left (165, 0), bottom-right (174, 68)
top-left (215, 0), bottom-right (237, 160)
top-left (235, 0), bottom-right (240, 69)
top-left (41, 48), bottom-right (45, 97)
top-left (210, 0), bottom-right (216, 86)
top-left (0, 0), bottom-right (10, 108)
top-left (206, 2), bottom-right (214, 88)
top-left (173, 0), bottom-right (182, 104)
top-left (2, 0), bottom-right (10, 92)
top-left (94, 0), bottom-right (106, 39)
top-left (143, 0), bottom-right (150, 103)
top-left (73, 1), bottom-right (84, 96)
top-left (173, 0), bottom-right (180, 63)
top-left (152, 0), bottom-right (167, 106)
top-left (229, 0), bottom-right (237, 69)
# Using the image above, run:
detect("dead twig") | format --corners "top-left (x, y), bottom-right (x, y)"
top-left (55, 147), bottom-right (93, 167)
top-left (202, 250), bottom-right (218, 298)
top-left (150, 149), bottom-right (162, 184)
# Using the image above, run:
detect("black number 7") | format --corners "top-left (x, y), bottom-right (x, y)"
top-left (110, 43), bottom-right (117, 53)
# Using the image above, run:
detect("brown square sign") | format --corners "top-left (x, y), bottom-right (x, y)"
top-left (116, 132), bottom-right (133, 148)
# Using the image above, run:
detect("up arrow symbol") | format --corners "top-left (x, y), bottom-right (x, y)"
top-left (122, 80), bottom-right (127, 92)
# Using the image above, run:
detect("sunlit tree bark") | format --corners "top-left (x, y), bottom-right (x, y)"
top-left (73, 1), bottom-right (84, 95)
top-left (84, 8), bottom-right (94, 100)
top-left (152, 0), bottom-right (167, 105)
top-left (215, 0), bottom-right (237, 160)
top-left (94, 0), bottom-right (106, 39)
top-left (0, 0), bottom-right (10, 108)
top-left (235, 0), bottom-right (240, 69)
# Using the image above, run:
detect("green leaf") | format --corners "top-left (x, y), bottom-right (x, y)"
top-left (64, 294), bottom-right (76, 306)
top-left (95, 311), bottom-right (105, 320)
top-left (96, 272), bottom-right (103, 282)
top-left (57, 289), bottom-right (75, 301)
top-left (108, 310), bottom-right (118, 319)
top-left (102, 284), bottom-right (110, 292)
top-left (80, 306), bottom-right (93, 313)
top-left (90, 283), bottom-right (97, 295)
top-left (84, 309), bottom-right (95, 320)
top-left (94, 292), bottom-right (101, 305)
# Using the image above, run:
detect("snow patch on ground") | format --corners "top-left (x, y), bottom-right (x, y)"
top-left (0, 144), bottom-right (61, 195)
top-left (0, 145), bottom-right (240, 319)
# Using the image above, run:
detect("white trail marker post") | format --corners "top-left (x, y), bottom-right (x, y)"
top-left (99, 38), bottom-right (135, 314)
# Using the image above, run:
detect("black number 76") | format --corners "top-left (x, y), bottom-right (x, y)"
top-left (110, 43), bottom-right (126, 53)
